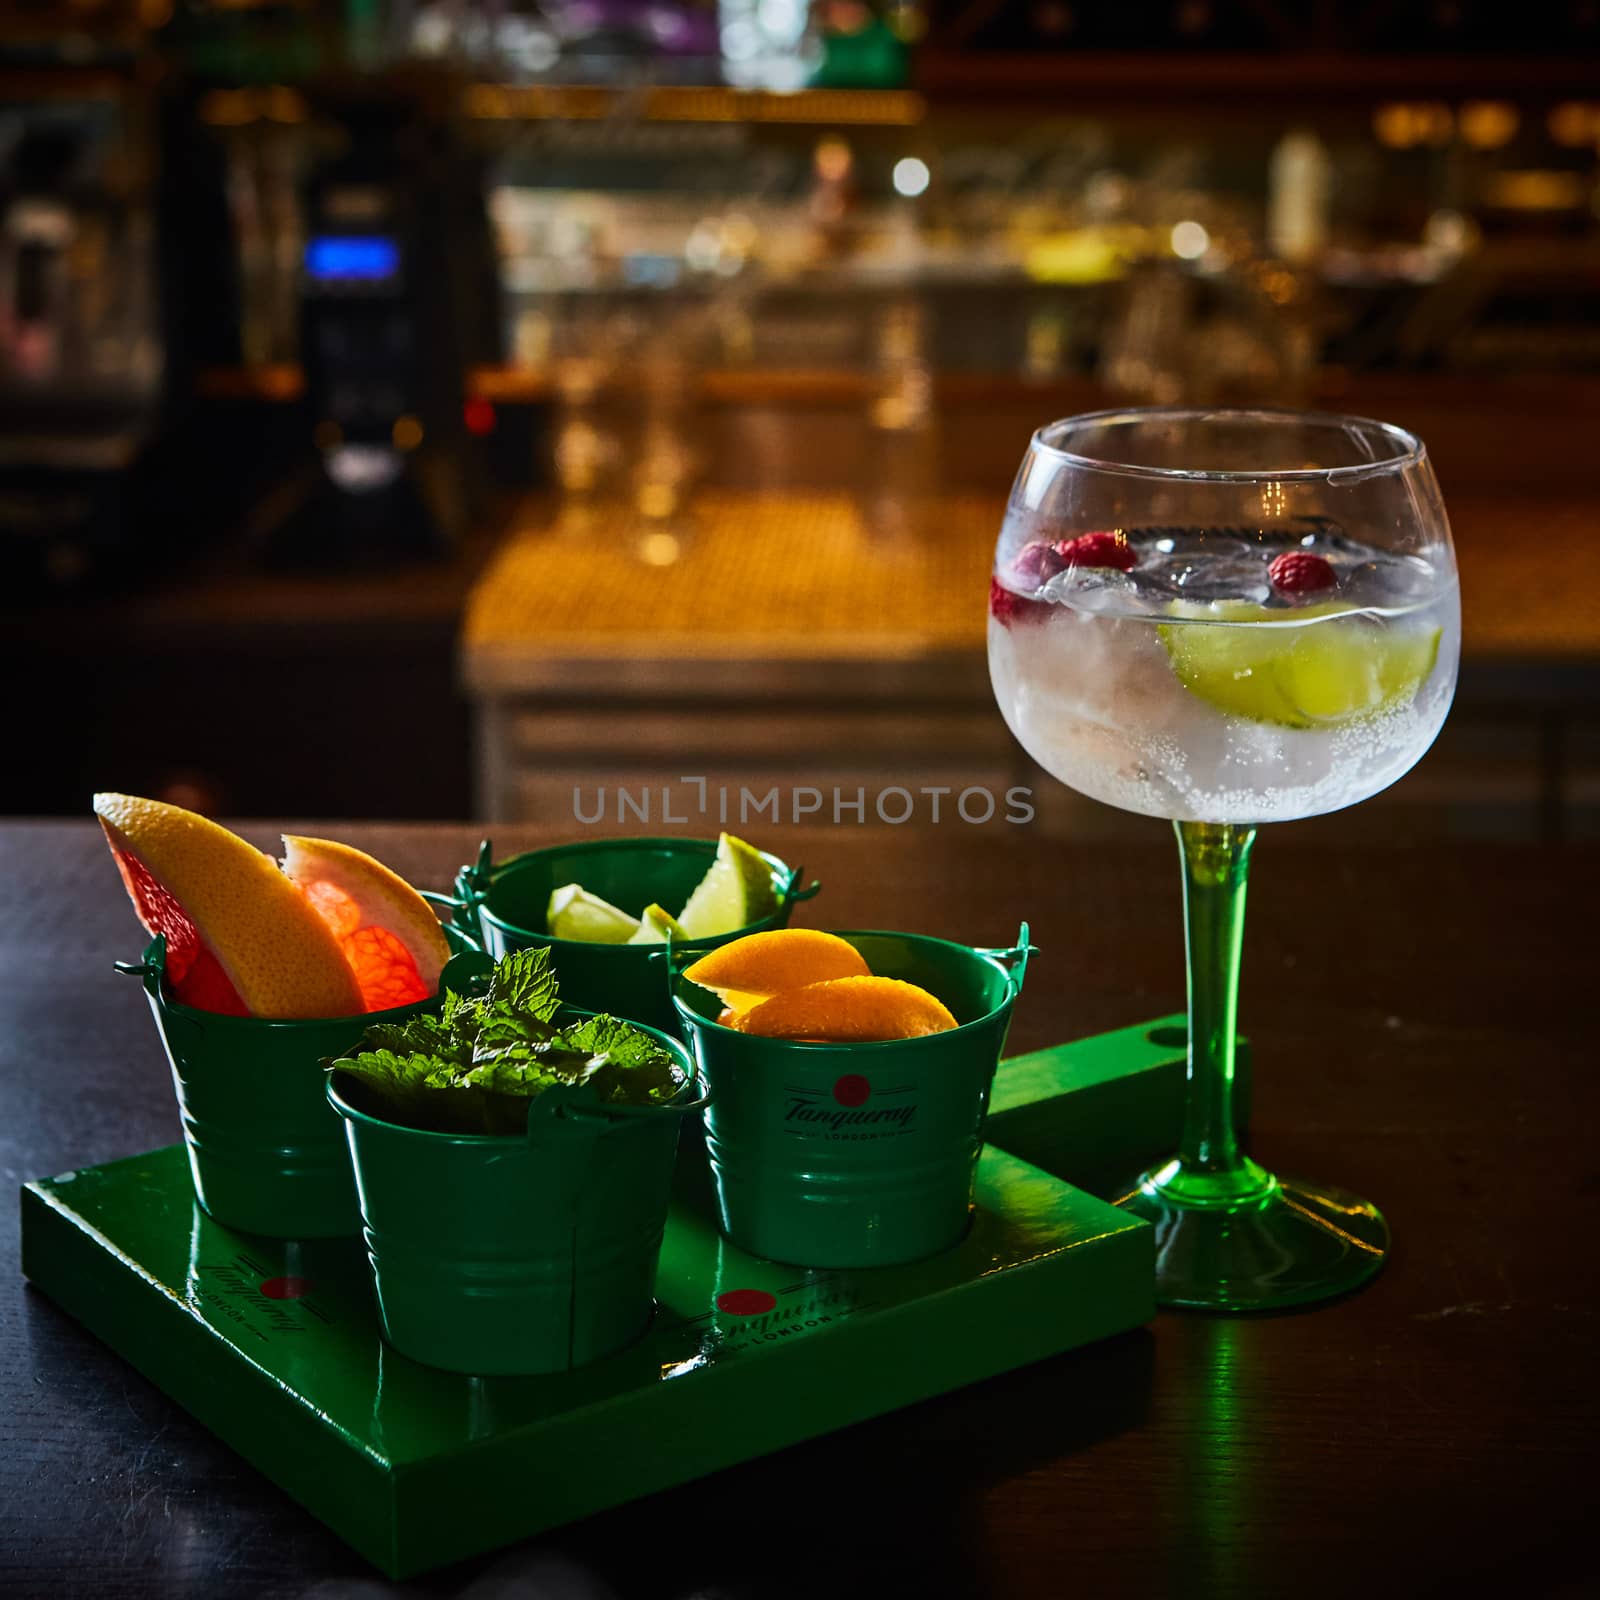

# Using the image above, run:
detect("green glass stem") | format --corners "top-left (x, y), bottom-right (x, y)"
top-left (1118, 817), bottom-right (1391, 1310)
top-left (1160, 820), bottom-right (1272, 1207)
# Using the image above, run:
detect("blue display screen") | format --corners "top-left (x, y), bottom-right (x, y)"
top-left (304, 235), bottom-right (400, 281)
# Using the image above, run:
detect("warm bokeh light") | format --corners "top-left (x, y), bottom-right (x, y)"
top-left (1373, 102), bottom-right (1454, 149)
top-left (815, 136), bottom-right (854, 183)
top-left (638, 531), bottom-right (681, 565)
top-left (1548, 101), bottom-right (1600, 146)
top-left (1459, 102), bottom-right (1519, 150)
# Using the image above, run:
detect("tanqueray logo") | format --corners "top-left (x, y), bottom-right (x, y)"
top-left (783, 1073), bottom-right (917, 1139)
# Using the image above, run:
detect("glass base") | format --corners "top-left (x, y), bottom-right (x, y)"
top-left (1117, 1158), bottom-right (1388, 1311)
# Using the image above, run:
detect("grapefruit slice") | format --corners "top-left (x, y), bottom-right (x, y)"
top-left (281, 835), bottom-right (451, 1011)
top-left (95, 794), bottom-right (363, 1019)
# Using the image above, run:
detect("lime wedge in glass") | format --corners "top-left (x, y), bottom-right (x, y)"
top-left (677, 833), bottom-right (779, 937)
top-left (546, 883), bottom-right (641, 944)
top-left (1158, 607), bottom-right (1443, 730)
top-left (626, 903), bottom-right (689, 945)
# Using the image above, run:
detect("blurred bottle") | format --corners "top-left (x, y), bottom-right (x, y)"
top-left (631, 315), bottom-right (703, 529)
top-left (809, 135), bottom-right (858, 259)
top-left (1099, 263), bottom-right (1188, 404)
top-left (1269, 129), bottom-right (1332, 266)
top-left (866, 295), bottom-right (934, 544)
top-left (871, 296), bottom-right (931, 431)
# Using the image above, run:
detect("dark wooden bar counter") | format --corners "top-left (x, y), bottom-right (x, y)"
top-left (3, 820), bottom-right (1595, 1598)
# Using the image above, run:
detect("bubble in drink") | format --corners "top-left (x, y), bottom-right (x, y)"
top-left (988, 523), bottom-right (1460, 823)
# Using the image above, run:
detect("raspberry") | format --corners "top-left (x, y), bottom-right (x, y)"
top-left (1009, 539), bottom-right (1067, 587)
top-left (989, 577), bottom-right (1047, 628)
top-left (1268, 550), bottom-right (1337, 596)
top-left (1057, 531), bottom-right (1136, 572)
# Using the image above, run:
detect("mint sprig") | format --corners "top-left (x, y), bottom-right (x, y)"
top-left (328, 947), bottom-right (684, 1135)
top-left (485, 946), bottom-right (561, 1021)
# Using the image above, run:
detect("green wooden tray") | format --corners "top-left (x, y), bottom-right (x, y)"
top-left (18, 1015), bottom-right (1220, 1579)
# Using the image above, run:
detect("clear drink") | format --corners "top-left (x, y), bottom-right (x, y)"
top-left (988, 521), bottom-right (1459, 823)
top-left (987, 408), bottom-right (1463, 1312)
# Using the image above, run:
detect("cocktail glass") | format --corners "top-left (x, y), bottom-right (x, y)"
top-left (987, 408), bottom-right (1460, 1310)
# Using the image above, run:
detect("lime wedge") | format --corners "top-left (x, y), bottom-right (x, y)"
top-left (677, 833), bottom-right (779, 938)
top-left (626, 903), bottom-right (689, 945)
top-left (546, 883), bottom-right (641, 944)
top-left (1158, 609), bottom-right (1442, 729)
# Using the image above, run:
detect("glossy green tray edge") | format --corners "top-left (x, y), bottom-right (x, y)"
top-left (18, 1014), bottom-right (1227, 1578)
top-left (20, 1181), bottom-right (401, 1558)
top-left (988, 1012), bottom-right (1252, 1198)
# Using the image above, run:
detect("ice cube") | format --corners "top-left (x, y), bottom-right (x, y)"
top-left (1137, 548), bottom-right (1271, 604)
top-left (1140, 556), bottom-right (1193, 591)
top-left (1046, 567), bottom-right (1137, 614)
top-left (1338, 554), bottom-right (1438, 609)
top-left (1291, 517), bottom-right (1383, 566)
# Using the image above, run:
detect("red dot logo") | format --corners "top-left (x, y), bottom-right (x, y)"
top-left (715, 1288), bottom-right (777, 1317)
top-left (833, 1074), bottom-right (870, 1107)
top-left (260, 1276), bottom-right (311, 1300)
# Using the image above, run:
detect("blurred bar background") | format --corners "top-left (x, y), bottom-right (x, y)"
top-left (4, 0), bottom-right (1597, 836)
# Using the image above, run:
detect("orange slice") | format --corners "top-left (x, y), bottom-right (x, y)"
top-left (683, 929), bottom-right (870, 1015)
top-left (95, 793), bottom-right (363, 1019)
top-left (732, 975), bottom-right (957, 1042)
top-left (281, 835), bottom-right (452, 1011)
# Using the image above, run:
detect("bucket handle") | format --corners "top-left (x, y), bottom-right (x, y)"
top-left (440, 839), bottom-right (495, 931)
top-left (114, 936), bottom-right (208, 1040)
top-left (439, 949), bottom-right (496, 998)
top-left (526, 1074), bottom-right (712, 1140)
top-left (114, 934), bottom-right (168, 994)
top-left (419, 888), bottom-right (486, 946)
top-left (457, 838), bottom-right (495, 901)
top-left (652, 937), bottom-right (722, 1005)
top-left (526, 1068), bottom-right (707, 1373)
top-left (976, 922), bottom-right (1034, 999)
top-left (781, 864), bottom-right (822, 906)
top-left (418, 888), bottom-right (467, 912)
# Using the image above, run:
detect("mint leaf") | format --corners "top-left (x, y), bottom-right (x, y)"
top-left (470, 1006), bottom-right (557, 1064)
top-left (361, 1014), bottom-right (473, 1068)
top-left (328, 1046), bottom-right (430, 1100)
top-left (468, 1035), bottom-right (596, 1079)
top-left (486, 947), bottom-right (560, 1022)
top-left (326, 949), bottom-right (683, 1133)
top-left (548, 1014), bottom-right (684, 1106)
top-left (330, 1044), bottom-right (527, 1135)
top-left (328, 1047), bottom-right (456, 1125)
top-left (461, 1049), bottom-right (596, 1095)
top-left (554, 1014), bottom-right (671, 1071)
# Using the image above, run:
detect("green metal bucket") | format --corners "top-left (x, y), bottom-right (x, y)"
top-left (117, 930), bottom-right (481, 1240)
top-left (670, 926), bottom-right (1032, 1270)
top-left (436, 837), bottom-right (820, 1036)
top-left (328, 1022), bottom-right (703, 1376)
